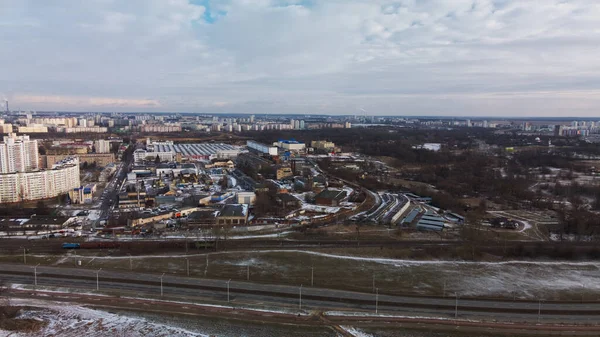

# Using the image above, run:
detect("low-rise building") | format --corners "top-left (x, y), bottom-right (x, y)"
top-left (311, 140), bottom-right (336, 151)
top-left (68, 184), bottom-right (96, 204)
top-left (236, 191), bottom-right (256, 205)
top-left (187, 209), bottom-right (218, 228)
top-left (216, 204), bottom-right (249, 226)
top-left (0, 216), bottom-right (77, 237)
top-left (42, 153), bottom-right (115, 168)
top-left (275, 193), bottom-right (301, 209)
top-left (276, 166), bottom-right (293, 180)
top-left (314, 189), bottom-right (347, 207)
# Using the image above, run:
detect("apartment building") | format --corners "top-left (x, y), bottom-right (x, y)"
top-left (0, 133), bottom-right (39, 173)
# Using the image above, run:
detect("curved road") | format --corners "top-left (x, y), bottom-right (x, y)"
top-left (1, 263), bottom-right (599, 324)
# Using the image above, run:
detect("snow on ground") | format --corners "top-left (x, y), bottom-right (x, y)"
top-left (302, 204), bottom-right (341, 214)
top-left (4, 298), bottom-right (209, 337)
top-left (120, 297), bottom-right (309, 316)
top-left (87, 210), bottom-right (101, 221)
top-left (339, 326), bottom-right (374, 337)
top-left (10, 284), bottom-right (110, 297)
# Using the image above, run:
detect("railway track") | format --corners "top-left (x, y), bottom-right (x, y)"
top-left (3, 238), bottom-right (600, 258)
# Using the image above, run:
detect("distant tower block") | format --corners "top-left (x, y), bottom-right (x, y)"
top-left (4, 100), bottom-right (7, 114)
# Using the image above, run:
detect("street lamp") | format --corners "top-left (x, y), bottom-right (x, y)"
top-left (299, 284), bottom-right (303, 310)
top-left (376, 288), bottom-right (379, 314)
top-left (33, 264), bottom-right (40, 287)
top-left (96, 268), bottom-right (102, 291)
top-left (372, 273), bottom-right (375, 293)
top-left (160, 273), bottom-right (166, 297)
top-left (227, 279), bottom-right (231, 303)
top-left (454, 293), bottom-right (459, 319)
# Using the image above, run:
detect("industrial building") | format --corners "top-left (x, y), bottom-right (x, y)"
top-left (416, 211), bottom-right (447, 231)
top-left (247, 140), bottom-right (278, 156)
top-left (152, 142), bottom-right (240, 160)
top-left (0, 216), bottom-right (78, 237)
top-left (133, 149), bottom-right (176, 164)
top-left (274, 140), bottom-right (305, 152)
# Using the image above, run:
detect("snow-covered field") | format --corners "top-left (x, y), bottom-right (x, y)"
top-left (1, 298), bottom-right (327, 337)
top-left (3, 298), bottom-right (208, 337)
top-left (197, 250), bottom-right (600, 299)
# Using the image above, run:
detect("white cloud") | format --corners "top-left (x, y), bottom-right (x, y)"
top-left (0, 0), bottom-right (599, 116)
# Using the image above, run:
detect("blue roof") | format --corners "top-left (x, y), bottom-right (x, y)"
top-left (279, 139), bottom-right (304, 144)
top-left (402, 208), bottom-right (420, 224)
top-left (417, 219), bottom-right (445, 227)
top-left (416, 224), bottom-right (444, 231)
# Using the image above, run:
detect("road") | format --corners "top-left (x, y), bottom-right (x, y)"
top-left (2, 263), bottom-right (600, 324)
top-left (94, 148), bottom-right (132, 228)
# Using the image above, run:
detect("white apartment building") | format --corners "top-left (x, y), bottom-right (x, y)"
top-left (0, 120), bottom-right (13, 134)
top-left (31, 117), bottom-right (78, 127)
top-left (0, 157), bottom-right (80, 203)
top-left (18, 125), bottom-right (49, 133)
top-left (61, 126), bottom-right (108, 133)
top-left (0, 133), bottom-right (39, 173)
top-left (94, 139), bottom-right (111, 154)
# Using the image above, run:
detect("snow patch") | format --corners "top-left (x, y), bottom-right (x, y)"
top-left (5, 298), bottom-right (209, 337)
top-left (339, 326), bottom-right (374, 337)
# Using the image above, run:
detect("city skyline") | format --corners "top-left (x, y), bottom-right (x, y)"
top-left (2, 1), bottom-right (600, 116)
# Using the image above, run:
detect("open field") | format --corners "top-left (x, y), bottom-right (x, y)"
top-left (4, 249), bottom-right (600, 302)
top-left (6, 298), bottom-right (333, 337)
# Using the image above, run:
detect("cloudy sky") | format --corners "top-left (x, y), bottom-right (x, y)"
top-left (1, 0), bottom-right (600, 116)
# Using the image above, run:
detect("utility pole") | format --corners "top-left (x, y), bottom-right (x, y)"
top-left (299, 284), bottom-right (303, 310)
top-left (96, 268), bottom-right (102, 291)
top-left (454, 293), bottom-right (458, 319)
top-left (129, 254), bottom-right (132, 271)
top-left (186, 258), bottom-right (190, 277)
top-left (34, 264), bottom-right (40, 287)
top-left (23, 248), bottom-right (27, 264)
top-left (246, 264), bottom-right (249, 281)
top-left (538, 299), bottom-right (541, 323)
top-left (227, 279), bottom-right (231, 303)
top-left (160, 273), bottom-right (166, 297)
top-left (372, 273), bottom-right (375, 293)
top-left (311, 266), bottom-right (314, 287)
top-left (376, 288), bottom-right (379, 314)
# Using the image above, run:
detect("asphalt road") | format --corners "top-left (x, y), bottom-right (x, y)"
top-left (1, 263), bottom-right (599, 324)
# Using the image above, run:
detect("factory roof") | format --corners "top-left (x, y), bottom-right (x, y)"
top-left (218, 204), bottom-right (248, 218)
